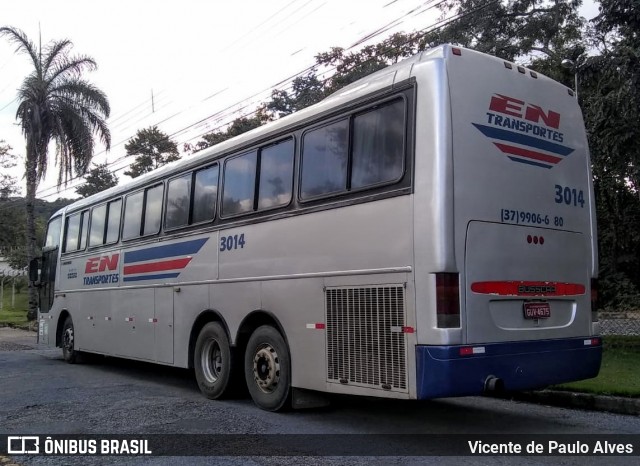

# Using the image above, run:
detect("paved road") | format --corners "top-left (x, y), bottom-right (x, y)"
top-left (0, 328), bottom-right (638, 465)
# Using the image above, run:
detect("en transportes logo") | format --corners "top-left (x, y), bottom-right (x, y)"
top-left (472, 94), bottom-right (575, 169)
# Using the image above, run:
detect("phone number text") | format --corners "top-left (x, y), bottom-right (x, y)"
top-left (501, 209), bottom-right (564, 227)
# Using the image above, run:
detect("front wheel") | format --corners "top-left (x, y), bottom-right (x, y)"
top-left (194, 322), bottom-right (235, 399)
top-left (244, 325), bottom-right (291, 411)
top-left (61, 316), bottom-right (80, 364)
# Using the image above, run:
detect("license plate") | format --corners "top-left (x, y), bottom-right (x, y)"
top-left (523, 302), bottom-right (550, 319)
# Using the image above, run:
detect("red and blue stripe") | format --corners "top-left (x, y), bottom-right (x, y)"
top-left (122, 238), bottom-right (208, 282)
top-left (472, 123), bottom-right (574, 169)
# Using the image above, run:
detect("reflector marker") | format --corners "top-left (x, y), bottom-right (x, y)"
top-left (391, 326), bottom-right (416, 333)
top-left (125, 317), bottom-right (134, 322)
top-left (306, 323), bottom-right (325, 329)
top-left (104, 317), bottom-right (111, 321)
top-left (87, 316), bottom-right (94, 320)
top-left (460, 346), bottom-right (486, 356)
top-left (584, 338), bottom-right (600, 346)
top-left (471, 281), bottom-right (585, 296)
top-left (148, 318), bottom-right (158, 323)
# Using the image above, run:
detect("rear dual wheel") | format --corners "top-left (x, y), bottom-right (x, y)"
top-left (194, 322), bottom-right (236, 399)
top-left (244, 325), bottom-right (291, 412)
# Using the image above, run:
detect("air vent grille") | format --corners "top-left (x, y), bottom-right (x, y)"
top-left (326, 285), bottom-right (407, 391)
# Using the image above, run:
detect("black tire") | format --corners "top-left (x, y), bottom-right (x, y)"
top-left (194, 322), bottom-right (235, 399)
top-left (244, 325), bottom-right (291, 412)
top-left (61, 316), bottom-right (80, 364)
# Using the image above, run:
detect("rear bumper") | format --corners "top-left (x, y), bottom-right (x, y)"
top-left (416, 337), bottom-right (602, 399)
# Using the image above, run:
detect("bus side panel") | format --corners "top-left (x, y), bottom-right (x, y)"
top-left (213, 196), bottom-right (415, 395)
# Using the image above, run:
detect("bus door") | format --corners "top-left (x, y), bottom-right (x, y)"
top-left (39, 246), bottom-right (59, 314)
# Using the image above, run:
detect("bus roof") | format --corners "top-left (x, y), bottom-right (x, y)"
top-left (50, 44), bottom-right (564, 219)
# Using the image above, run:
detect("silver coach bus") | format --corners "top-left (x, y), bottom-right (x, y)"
top-left (33, 45), bottom-right (601, 411)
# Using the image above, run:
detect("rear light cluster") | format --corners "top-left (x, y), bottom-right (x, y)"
top-left (591, 278), bottom-right (599, 322)
top-left (436, 273), bottom-right (460, 328)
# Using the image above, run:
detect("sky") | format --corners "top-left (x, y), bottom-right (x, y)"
top-left (0, 0), bottom-right (600, 201)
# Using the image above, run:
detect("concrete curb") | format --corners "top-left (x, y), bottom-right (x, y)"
top-left (504, 390), bottom-right (640, 416)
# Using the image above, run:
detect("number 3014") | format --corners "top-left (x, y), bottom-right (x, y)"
top-left (555, 185), bottom-right (585, 208)
top-left (220, 233), bottom-right (246, 251)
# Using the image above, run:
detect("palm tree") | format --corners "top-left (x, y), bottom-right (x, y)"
top-left (0, 26), bottom-right (111, 320)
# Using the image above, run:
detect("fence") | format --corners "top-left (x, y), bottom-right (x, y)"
top-left (599, 311), bottom-right (640, 336)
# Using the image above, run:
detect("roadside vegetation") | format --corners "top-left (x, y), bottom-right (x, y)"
top-left (553, 336), bottom-right (640, 397)
top-left (0, 283), bottom-right (29, 326)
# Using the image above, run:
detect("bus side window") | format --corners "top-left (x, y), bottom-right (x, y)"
top-left (192, 165), bottom-right (218, 223)
top-left (89, 199), bottom-right (122, 246)
top-left (63, 212), bottom-right (81, 252)
top-left (143, 185), bottom-right (163, 235)
top-left (123, 191), bottom-right (144, 240)
top-left (89, 204), bottom-right (107, 246)
top-left (222, 151), bottom-right (257, 216)
top-left (166, 174), bottom-right (192, 229)
top-left (351, 99), bottom-right (405, 189)
top-left (105, 199), bottom-right (122, 244)
top-left (258, 139), bottom-right (294, 210)
top-left (300, 119), bottom-right (349, 200)
top-left (79, 211), bottom-right (89, 250)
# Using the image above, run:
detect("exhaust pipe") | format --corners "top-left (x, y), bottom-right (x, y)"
top-left (484, 375), bottom-right (505, 394)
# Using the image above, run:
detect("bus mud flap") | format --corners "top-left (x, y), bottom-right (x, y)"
top-left (291, 388), bottom-right (331, 409)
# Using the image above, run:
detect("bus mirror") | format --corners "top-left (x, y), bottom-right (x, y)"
top-left (28, 258), bottom-right (40, 283)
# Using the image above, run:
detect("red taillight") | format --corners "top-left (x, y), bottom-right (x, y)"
top-left (436, 273), bottom-right (460, 328)
top-left (591, 278), bottom-right (599, 322)
top-left (452, 47), bottom-right (462, 56)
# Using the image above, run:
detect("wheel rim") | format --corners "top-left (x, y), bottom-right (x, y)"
top-left (201, 339), bottom-right (223, 384)
top-left (63, 326), bottom-right (74, 354)
top-left (252, 343), bottom-right (280, 394)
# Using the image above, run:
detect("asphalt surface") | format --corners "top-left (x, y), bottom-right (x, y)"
top-left (0, 327), bottom-right (639, 465)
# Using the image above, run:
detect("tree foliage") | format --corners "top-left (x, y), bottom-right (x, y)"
top-left (75, 163), bottom-right (118, 198)
top-left (578, 0), bottom-right (640, 309)
top-left (0, 141), bottom-right (19, 199)
top-left (187, 109), bottom-right (271, 153)
top-left (124, 126), bottom-right (180, 178)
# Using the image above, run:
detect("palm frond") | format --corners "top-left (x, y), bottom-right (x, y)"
top-left (46, 55), bottom-right (98, 87)
top-left (0, 26), bottom-right (41, 74)
top-left (42, 39), bottom-right (73, 75)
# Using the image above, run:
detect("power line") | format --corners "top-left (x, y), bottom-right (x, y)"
top-left (35, 0), bottom-right (498, 200)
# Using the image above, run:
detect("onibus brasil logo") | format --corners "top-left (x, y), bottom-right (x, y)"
top-left (473, 94), bottom-right (575, 169)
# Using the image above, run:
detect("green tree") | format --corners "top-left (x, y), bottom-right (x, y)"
top-left (189, 109), bottom-right (271, 153)
top-left (0, 26), bottom-right (111, 320)
top-left (0, 140), bottom-right (19, 199)
top-left (75, 163), bottom-right (118, 198)
top-left (578, 0), bottom-right (640, 309)
top-left (124, 126), bottom-right (180, 178)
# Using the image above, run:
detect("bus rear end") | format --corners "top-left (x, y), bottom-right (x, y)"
top-left (416, 46), bottom-right (601, 398)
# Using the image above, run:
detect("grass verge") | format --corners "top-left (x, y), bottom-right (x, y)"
top-left (552, 335), bottom-right (640, 397)
top-left (0, 290), bottom-right (29, 326)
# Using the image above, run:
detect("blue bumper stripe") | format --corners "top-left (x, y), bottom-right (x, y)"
top-left (416, 338), bottom-right (602, 399)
